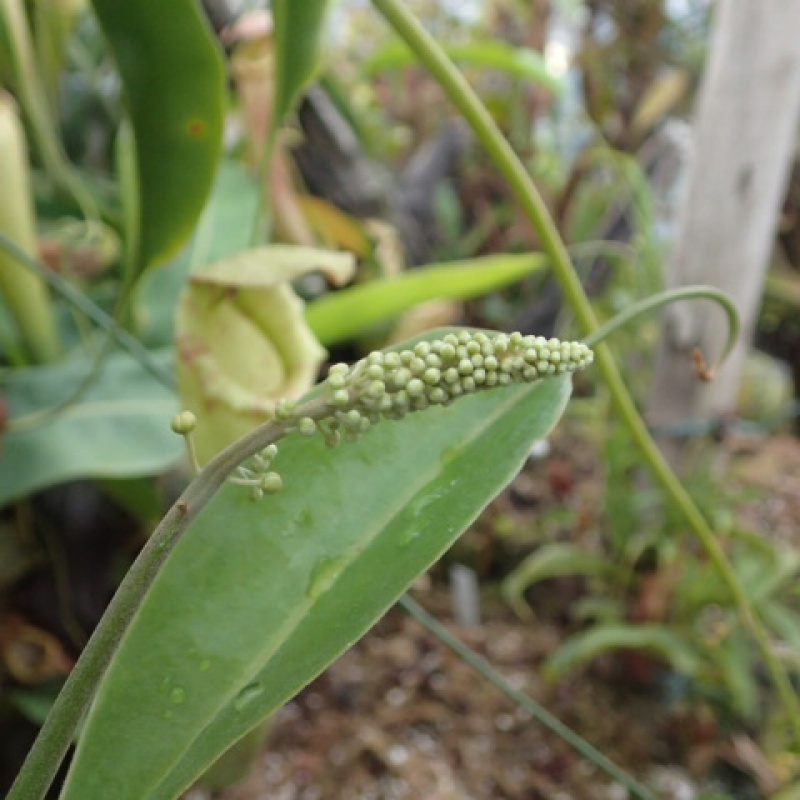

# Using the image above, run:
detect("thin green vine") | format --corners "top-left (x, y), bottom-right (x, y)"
top-left (369, 0), bottom-right (800, 743)
top-left (399, 595), bottom-right (658, 800)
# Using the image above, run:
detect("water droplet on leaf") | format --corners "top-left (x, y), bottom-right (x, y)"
top-left (306, 556), bottom-right (347, 600)
top-left (398, 528), bottom-right (421, 547)
top-left (234, 682), bottom-right (264, 712)
top-left (169, 687), bottom-right (186, 705)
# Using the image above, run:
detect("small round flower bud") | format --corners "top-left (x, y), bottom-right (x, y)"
top-left (275, 398), bottom-right (296, 420)
top-left (495, 336), bottom-right (510, 354)
top-left (407, 378), bottom-right (425, 397)
top-left (391, 367), bottom-right (411, 389)
top-left (366, 380), bottom-right (386, 398)
top-left (327, 372), bottom-right (347, 390)
top-left (423, 368), bottom-right (441, 385)
top-left (171, 410), bottom-right (197, 435)
top-left (443, 368), bottom-right (460, 385)
top-left (260, 472), bottom-right (283, 494)
top-left (425, 354), bottom-right (442, 368)
top-left (458, 359), bottom-right (474, 376)
top-left (414, 342), bottom-right (431, 358)
top-left (428, 387), bottom-right (447, 405)
top-left (298, 417), bottom-right (317, 436)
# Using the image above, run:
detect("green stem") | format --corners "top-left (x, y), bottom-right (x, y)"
top-left (0, 0), bottom-right (98, 219)
top-left (584, 285), bottom-right (739, 373)
top-left (0, 93), bottom-right (61, 363)
top-left (6, 395), bottom-right (330, 800)
top-left (371, 0), bottom-right (800, 743)
top-left (399, 595), bottom-right (658, 800)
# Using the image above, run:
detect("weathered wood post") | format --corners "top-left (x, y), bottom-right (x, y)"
top-left (647, 0), bottom-right (800, 459)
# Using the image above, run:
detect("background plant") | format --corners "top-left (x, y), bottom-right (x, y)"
top-left (2, 1), bottom-right (800, 799)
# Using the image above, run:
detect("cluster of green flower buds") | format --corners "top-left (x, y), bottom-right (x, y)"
top-left (174, 331), bottom-right (592, 500)
top-left (306, 331), bottom-right (593, 447)
top-left (234, 443), bottom-right (283, 500)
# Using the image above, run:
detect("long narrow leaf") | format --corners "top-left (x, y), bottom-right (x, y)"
top-left (364, 40), bottom-right (562, 94)
top-left (307, 253), bottom-right (546, 346)
top-left (544, 624), bottom-right (703, 681)
top-left (90, 0), bottom-right (225, 270)
top-left (271, 0), bottom-right (331, 143)
top-left (502, 543), bottom-right (619, 620)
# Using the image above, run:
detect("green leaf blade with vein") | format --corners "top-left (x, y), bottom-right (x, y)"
top-left (0, 351), bottom-right (182, 506)
top-left (60, 370), bottom-right (572, 800)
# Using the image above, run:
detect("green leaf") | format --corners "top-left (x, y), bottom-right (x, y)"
top-left (90, 0), bottom-right (226, 270)
top-left (502, 543), bottom-right (619, 620)
top-left (0, 350), bottom-right (182, 506)
top-left (307, 253), bottom-right (546, 346)
top-left (715, 629), bottom-right (759, 720)
top-left (271, 0), bottom-right (331, 144)
top-left (9, 681), bottom-right (63, 726)
top-left (760, 602), bottom-right (800, 652)
top-left (544, 624), bottom-right (703, 681)
top-left (363, 39), bottom-right (562, 94)
top-left (61, 365), bottom-right (573, 800)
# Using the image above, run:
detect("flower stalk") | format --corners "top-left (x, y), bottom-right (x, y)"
top-left (369, 0), bottom-right (800, 743)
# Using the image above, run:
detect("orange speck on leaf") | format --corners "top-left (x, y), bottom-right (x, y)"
top-left (187, 119), bottom-right (207, 138)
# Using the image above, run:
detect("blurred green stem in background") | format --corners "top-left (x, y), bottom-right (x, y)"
top-left (370, 0), bottom-right (800, 743)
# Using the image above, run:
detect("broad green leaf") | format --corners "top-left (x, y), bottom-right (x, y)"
top-left (307, 253), bottom-right (546, 346)
top-left (502, 543), bottom-right (619, 620)
top-left (271, 0), bottom-right (331, 144)
top-left (61, 360), bottom-right (573, 800)
top-left (544, 623), bottom-right (703, 681)
top-left (0, 350), bottom-right (182, 506)
top-left (90, 0), bottom-right (225, 270)
top-left (363, 40), bottom-right (562, 95)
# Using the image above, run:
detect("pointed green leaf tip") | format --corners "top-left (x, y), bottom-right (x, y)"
top-left (311, 331), bottom-right (592, 446)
